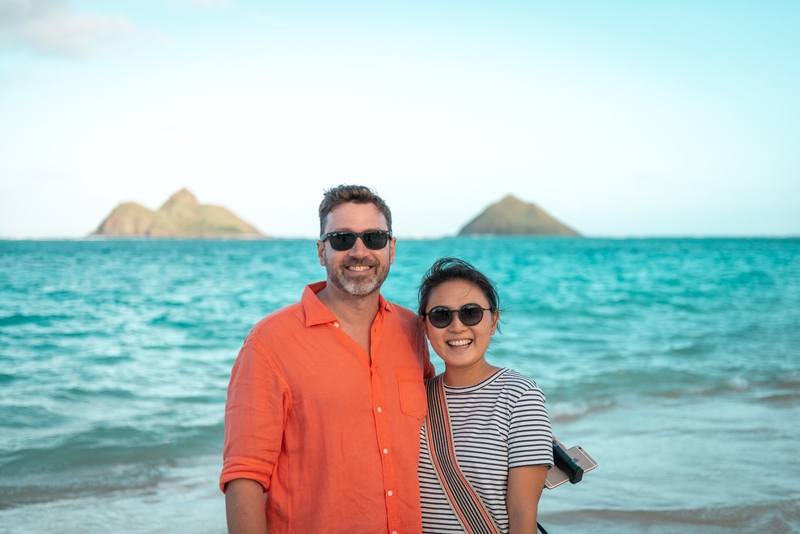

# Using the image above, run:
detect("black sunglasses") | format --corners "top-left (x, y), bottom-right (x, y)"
top-left (423, 303), bottom-right (492, 329)
top-left (320, 230), bottom-right (392, 251)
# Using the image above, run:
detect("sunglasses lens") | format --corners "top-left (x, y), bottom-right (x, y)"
top-left (427, 307), bottom-right (453, 328)
top-left (329, 233), bottom-right (356, 251)
top-left (459, 304), bottom-right (485, 326)
top-left (326, 231), bottom-right (388, 251)
top-left (362, 231), bottom-right (389, 250)
top-left (426, 304), bottom-right (488, 329)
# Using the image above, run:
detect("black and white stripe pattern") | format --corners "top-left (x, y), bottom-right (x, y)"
top-left (418, 368), bottom-right (553, 534)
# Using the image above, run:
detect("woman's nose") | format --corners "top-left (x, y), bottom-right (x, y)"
top-left (448, 315), bottom-right (467, 331)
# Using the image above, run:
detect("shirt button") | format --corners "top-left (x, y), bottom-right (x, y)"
top-left (387, 490), bottom-right (393, 497)
top-left (377, 407), bottom-right (382, 412)
top-left (333, 322), bottom-right (340, 328)
top-left (383, 448), bottom-right (388, 454)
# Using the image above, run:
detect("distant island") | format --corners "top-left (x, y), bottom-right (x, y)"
top-left (458, 195), bottom-right (580, 236)
top-left (92, 188), bottom-right (266, 238)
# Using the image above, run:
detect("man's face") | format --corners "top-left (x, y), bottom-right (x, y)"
top-left (317, 202), bottom-right (396, 298)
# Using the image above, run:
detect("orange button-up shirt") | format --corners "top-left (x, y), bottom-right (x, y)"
top-left (221, 282), bottom-right (435, 534)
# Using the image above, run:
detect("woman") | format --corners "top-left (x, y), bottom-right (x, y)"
top-left (417, 257), bottom-right (553, 534)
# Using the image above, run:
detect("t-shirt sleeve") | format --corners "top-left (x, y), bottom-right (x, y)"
top-left (508, 386), bottom-right (554, 468)
top-left (219, 334), bottom-right (289, 493)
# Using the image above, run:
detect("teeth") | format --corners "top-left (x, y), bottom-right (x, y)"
top-left (348, 266), bottom-right (370, 271)
top-left (447, 339), bottom-right (472, 347)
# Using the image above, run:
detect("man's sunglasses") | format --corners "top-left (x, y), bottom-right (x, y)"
top-left (423, 303), bottom-right (492, 329)
top-left (320, 230), bottom-right (392, 251)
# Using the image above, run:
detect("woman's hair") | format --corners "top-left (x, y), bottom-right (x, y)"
top-left (418, 257), bottom-right (501, 319)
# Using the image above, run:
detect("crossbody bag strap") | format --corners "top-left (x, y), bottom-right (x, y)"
top-left (424, 375), bottom-right (501, 534)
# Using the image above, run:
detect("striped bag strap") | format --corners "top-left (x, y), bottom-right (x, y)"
top-left (424, 375), bottom-right (501, 534)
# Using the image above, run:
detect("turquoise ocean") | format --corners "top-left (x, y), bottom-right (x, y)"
top-left (1, 238), bottom-right (799, 534)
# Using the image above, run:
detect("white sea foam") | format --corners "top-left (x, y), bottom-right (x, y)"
top-left (726, 377), bottom-right (749, 391)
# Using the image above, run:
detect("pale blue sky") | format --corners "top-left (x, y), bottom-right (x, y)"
top-left (1, 0), bottom-right (798, 237)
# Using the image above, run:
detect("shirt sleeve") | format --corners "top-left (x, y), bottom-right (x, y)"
top-left (421, 344), bottom-right (435, 380)
top-left (413, 314), bottom-right (436, 379)
top-left (508, 386), bottom-right (554, 468)
top-left (220, 334), bottom-right (289, 493)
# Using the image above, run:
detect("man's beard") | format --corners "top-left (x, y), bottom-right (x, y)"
top-left (326, 257), bottom-right (390, 297)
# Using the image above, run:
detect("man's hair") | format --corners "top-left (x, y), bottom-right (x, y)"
top-left (418, 257), bottom-right (501, 331)
top-left (318, 185), bottom-right (393, 235)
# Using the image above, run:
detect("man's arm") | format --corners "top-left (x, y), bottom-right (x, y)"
top-left (414, 317), bottom-right (436, 379)
top-left (221, 335), bottom-right (287, 528)
top-left (226, 479), bottom-right (267, 534)
top-left (506, 465), bottom-right (549, 534)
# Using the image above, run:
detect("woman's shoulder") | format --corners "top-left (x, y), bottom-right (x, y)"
top-left (483, 368), bottom-right (546, 410)
top-left (496, 368), bottom-right (542, 393)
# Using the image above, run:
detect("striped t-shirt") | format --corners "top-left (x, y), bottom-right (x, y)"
top-left (418, 368), bottom-right (553, 534)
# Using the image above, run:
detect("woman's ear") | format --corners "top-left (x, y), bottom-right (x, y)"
top-left (491, 310), bottom-right (500, 335)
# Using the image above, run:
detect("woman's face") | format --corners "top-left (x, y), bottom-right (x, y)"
top-left (422, 279), bottom-right (498, 373)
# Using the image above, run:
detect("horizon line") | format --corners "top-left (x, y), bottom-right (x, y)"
top-left (2, 234), bottom-right (799, 242)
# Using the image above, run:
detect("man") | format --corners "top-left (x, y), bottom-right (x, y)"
top-left (221, 185), bottom-right (435, 534)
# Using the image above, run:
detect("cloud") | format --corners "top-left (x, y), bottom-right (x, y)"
top-left (0, 0), bottom-right (135, 56)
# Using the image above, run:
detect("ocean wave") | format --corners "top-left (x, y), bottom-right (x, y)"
top-left (0, 405), bottom-right (66, 429)
top-left (668, 341), bottom-right (717, 356)
top-left (0, 423), bottom-right (223, 478)
top-left (57, 386), bottom-right (139, 400)
top-left (0, 464), bottom-right (163, 510)
top-left (91, 355), bottom-right (133, 365)
top-left (549, 399), bottom-right (616, 422)
top-left (758, 392), bottom-right (800, 404)
top-left (0, 373), bottom-right (16, 385)
top-left (725, 377), bottom-right (749, 391)
top-left (776, 374), bottom-right (800, 386)
top-left (0, 313), bottom-right (68, 327)
top-left (151, 315), bottom-right (199, 329)
top-left (542, 498), bottom-right (800, 532)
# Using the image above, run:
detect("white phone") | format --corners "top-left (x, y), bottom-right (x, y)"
top-left (544, 445), bottom-right (597, 489)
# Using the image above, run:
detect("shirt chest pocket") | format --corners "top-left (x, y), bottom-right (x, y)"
top-left (395, 367), bottom-right (427, 419)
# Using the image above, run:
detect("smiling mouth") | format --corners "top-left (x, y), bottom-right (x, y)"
top-left (346, 265), bottom-right (373, 272)
top-left (447, 339), bottom-right (473, 348)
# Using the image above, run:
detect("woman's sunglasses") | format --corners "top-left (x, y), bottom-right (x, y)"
top-left (320, 230), bottom-right (392, 251)
top-left (423, 303), bottom-right (492, 329)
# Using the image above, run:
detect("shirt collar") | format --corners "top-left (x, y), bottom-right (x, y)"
top-left (302, 281), bottom-right (392, 327)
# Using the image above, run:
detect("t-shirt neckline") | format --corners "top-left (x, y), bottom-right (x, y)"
top-left (443, 368), bottom-right (509, 394)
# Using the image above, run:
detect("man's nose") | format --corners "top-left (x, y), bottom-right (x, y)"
top-left (348, 236), bottom-right (370, 256)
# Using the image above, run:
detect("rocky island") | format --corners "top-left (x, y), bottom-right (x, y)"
top-left (92, 188), bottom-right (266, 238)
top-left (459, 195), bottom-right (580, 236)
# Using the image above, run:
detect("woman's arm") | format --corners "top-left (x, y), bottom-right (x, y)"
top-left (225, 478), bottom-right (267, 534)
top-left (506, 465), bottom-right (550, 534)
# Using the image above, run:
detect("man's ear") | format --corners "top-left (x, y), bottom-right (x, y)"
top-left (317, 241), bottom-right (326, 266)
top-left (389, 237), bottom-right (396, 265)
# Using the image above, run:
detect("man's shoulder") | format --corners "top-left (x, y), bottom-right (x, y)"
top-left (249, 301), bottom-right (305, 338)
top-left (385, 300), bottom-right (419, 322)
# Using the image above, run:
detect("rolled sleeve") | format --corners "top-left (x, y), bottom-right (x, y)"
top-left (220, 335), bottom-right (290, 493)
top-left (508, 387), bottom-right (554, 468)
